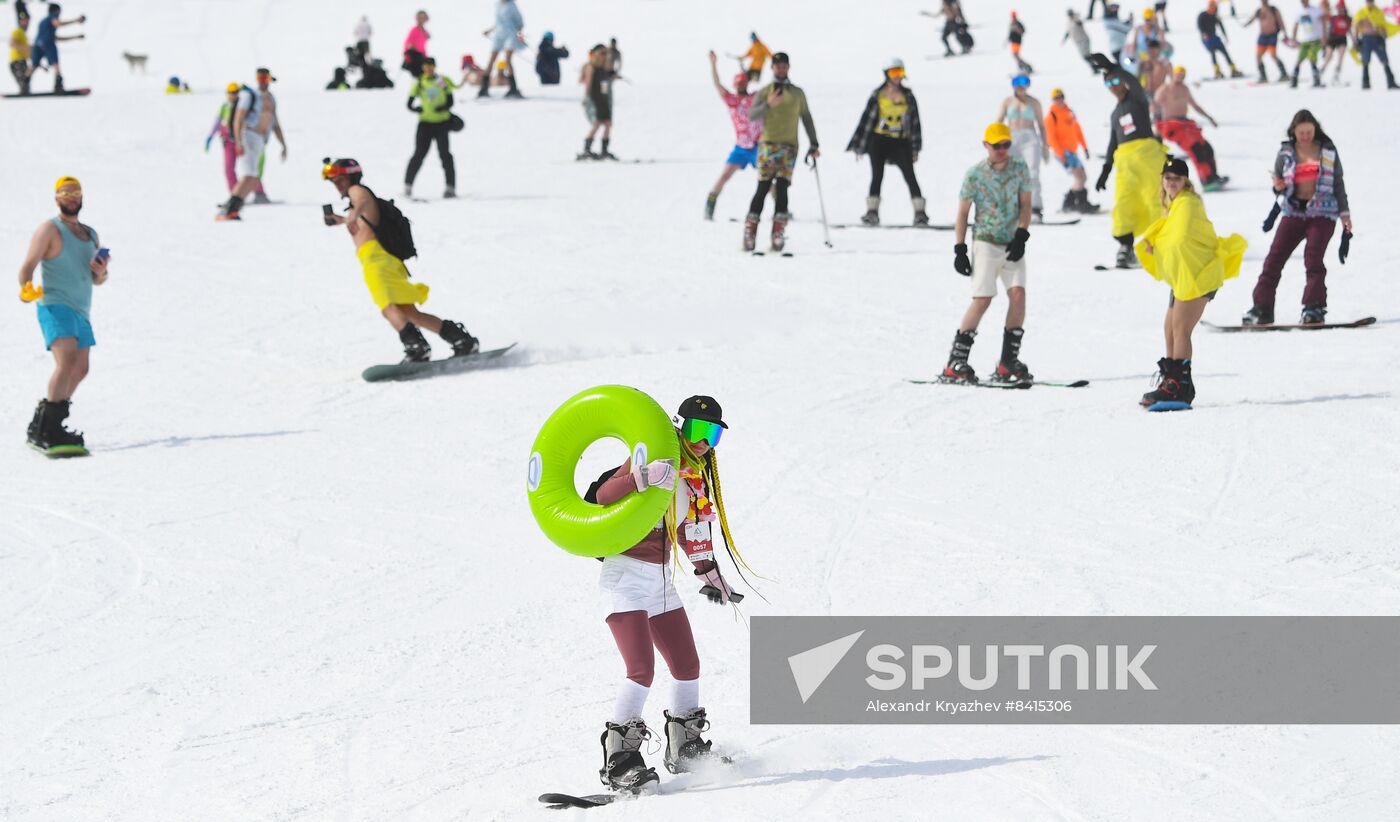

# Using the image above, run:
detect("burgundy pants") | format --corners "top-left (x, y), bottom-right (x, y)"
top-left (1252, 215), bottom-right (1336, 309)
top-left (606, 608), bottom-right (700, 687)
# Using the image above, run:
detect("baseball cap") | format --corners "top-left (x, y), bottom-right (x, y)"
top-left (256, 67), bottom-right (277, 81)
top-left (677, 395), bottom-right (727, 428)
top-left (772, 52), bottom-right (790, 64)
top-left (1163, 156), bottom-right (1190, 177)
top-left (984, 122), bottom-right (1013, 144)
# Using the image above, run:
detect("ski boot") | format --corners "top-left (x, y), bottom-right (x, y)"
top-left (439, 320), bottom-right (479, 356)
top-left (399, 323), bottom-right (432, 363)
top-left (26, 399), bottom-right (46, 449)
top-left (504, 75), bottom-right (524, 99)
top-left (912, 196), bottom-right (929, 226)
top-left (215, 195), bottom-right (243, 222)
top-left (54, 75), bottom-right (65, 93)
top-left (39, 399), bottom-right (85, 448)
top-left (577, 138), bottom-right (598, 161)
top-left (403, 184), bottom-right (413, 198)
top-left (861, 196), bottom-right (880, 226)
top-left (1241, 305), bottom-right (1273, 326)
top-left (940, 330), bottom-right (978, 384)
top-left (663, 708), bottom-right (716, 774)
top-left (251, 191), bottom-right (272, 205)
top-left (1061, 190), bottom-right (1077, 214)
top-left (742, 213), bottom-right (760, 252)
top-left (443, 187), bottom-right (457, 199)
top-left (770, 212), bottom-right (790, 253)
top-left (991, 328), bottom-right (1033, 386)
top-left (599, 719), bottom-right (659, 792)
top-left (598, 139), bottom-right (618, 161)
top-left (704, 192), bottom-right (718, 221)
top-left (1300, 304), bottom-right (1327, 325)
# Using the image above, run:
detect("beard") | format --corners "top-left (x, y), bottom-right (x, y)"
top-left (59, 202), bottom-right (83, 217)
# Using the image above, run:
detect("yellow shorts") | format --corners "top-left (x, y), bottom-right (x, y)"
top-left (357, 238), bottom-right (429, 310)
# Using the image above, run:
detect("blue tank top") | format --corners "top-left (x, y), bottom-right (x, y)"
top-left (39, 217), bottom-right (99, 318)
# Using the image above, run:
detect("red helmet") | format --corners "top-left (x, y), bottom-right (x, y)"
top-left (321, 157), bottom-right (363, 180)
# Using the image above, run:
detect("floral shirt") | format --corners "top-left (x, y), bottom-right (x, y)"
top-left (723, 92), bottom-right (763, 149)
top-left (959, 157), bottom-right (1032, 244)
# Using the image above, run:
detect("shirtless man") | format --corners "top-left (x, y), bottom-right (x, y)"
top-left (996, 73), bottom-right (1049, 220)
top-left (1155, 66), bottom-right (1227, 190)
top-left (1142, 39), bottom-right (1174, 109)
top-left (219, 68), bottom-right (288, 221)
top-left (1244, 0), bottom-right (1290, 82)
top-left (321, 158), bottom-right (478, 362)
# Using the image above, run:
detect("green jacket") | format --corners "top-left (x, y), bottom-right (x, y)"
top-left (748, 82), bottom-right (818, 148)
top-left (410, 75), bottom-right (458, 123)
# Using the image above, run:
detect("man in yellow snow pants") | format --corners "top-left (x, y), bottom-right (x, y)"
top-left (1092, 57), bottom-right (1168, 268)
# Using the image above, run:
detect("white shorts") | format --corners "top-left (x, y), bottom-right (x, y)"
top-left (599, 553), bottom-right (683, 618)
top-left (491, 28), bottom-right (519, 53)
top-left (238, 130), bottom-right (267, 178)
top-left (969, 239), bottom-right (1028, 298)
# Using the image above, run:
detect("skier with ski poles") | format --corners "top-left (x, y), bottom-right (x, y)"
top-left (942, 123), bottom-right (1034, 386)
top-left (742, 52), bottom-right (818, 254)
top-left (1155, 66), bottom-right (1229, 190)
top-left (585, 396), bottom-right (743, 791)
top-left (321, 158), bottom-right (478, 363)
top-left (18, 176), bottom-right (109, 454)
top-left (1198, 1), bottom-right (1246, 78)
top-left (1092, 53), bottom-right (1169, 269)
top-left (1135, 156), bottom-right (1246, 410)
top-left (846, 58), bottom-right (926, 227)
top-left (1243, 110), bottom-right (1352, 325)
top-left (704, 50), bottom-right (762, 220)
top-left (1044, 88), bottom-right (1099, 213)
top-left (996, 73), bottom-right (1048, 222)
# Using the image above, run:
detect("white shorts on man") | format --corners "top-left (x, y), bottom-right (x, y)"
top-left (969, 240), bottom-right (1028, 298)
top-left (238, 130), bottom-right (267, 178)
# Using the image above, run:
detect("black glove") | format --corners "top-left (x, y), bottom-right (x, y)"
top-left (1094, 163), bottom-right (1111, 192)
top-left (1262, 201), bottom-right (1282, 232)
top-left (406, 98), bottom-right (421, 112)
top-left (1005, 228), bottom-right (1030, 262)
top-left (1339, 230), bottom-right (1352, 264)
top-left (953, 243), bottom-right (972, 276)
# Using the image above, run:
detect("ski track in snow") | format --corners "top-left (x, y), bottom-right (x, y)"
top-left (3, 0), bottom-right (1400, 820)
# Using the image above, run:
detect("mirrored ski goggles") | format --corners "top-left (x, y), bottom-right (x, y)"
top-left (886, 67), bottom-right (906, 79)
top-left (681, 418), bottom-right (724, 447)
top-left (1104, 76), bottom-right (1125, 88)
top-left (321, 160), bottom-right (362, 180)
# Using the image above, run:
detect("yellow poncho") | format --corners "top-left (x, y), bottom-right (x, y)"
top-left (1135, 191), bottom-right (1247, 301)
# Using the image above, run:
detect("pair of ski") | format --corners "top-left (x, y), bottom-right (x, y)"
top-left (908, 377), bottom-right (1089, 389)
top-left (833, 218), bottom-right (1082, 230)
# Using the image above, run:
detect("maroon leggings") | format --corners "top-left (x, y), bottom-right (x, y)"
top-left (606, 608), bottom-right (700, 687)
top-left (1252, 215), bottom-right (1336, 310)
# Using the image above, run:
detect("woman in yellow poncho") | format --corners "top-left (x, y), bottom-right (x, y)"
top-left (1135, 156), bottom-right (1247, 410)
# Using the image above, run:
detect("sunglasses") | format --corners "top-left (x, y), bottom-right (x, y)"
top-left (56, 189), bottom-right (83, 200)
top-left (681, 418), bottom-right (724, 448)
top-left (1104, 77), bottom-right (1124, 87)
top-left (989, 141), bottom-right (1012, 150)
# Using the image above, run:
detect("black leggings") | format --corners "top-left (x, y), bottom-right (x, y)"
top-left (405, 120), bottom-right (455, 187)
top-left (748, 177), bottom-right (790, 216)
top-left (868, 134), bottom-right (921, 198)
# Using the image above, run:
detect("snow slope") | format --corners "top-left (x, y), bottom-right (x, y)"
top-left (2, 1), bottom-right (1398, 820)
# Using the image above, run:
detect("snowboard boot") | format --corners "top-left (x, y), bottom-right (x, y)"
top-left (54, 75), bottom-right (65, 93)
top-left (662, 708), bottom-right (716, 774)
top-left (216, 195), bottom-right (244, 222)
top-left (1075, 189), bottom-right (1101, 213)
top-left (477, 72), bottom-right (491, 98)
top-left (579, 137), bottom-right (598, 160)
top-left (1061, 190), bottom-right (1077, 213)
top-left (505, 74), bottom-right (524, 99)
top-left (398, 323), bottom-right (431, 363)
top-left (1141, 358), bottom-right (1194, 409)
top-left (1213, 64), bottom-right (1225, 80)
top-left (403, 184), bottom-right (413, 198)
top-left (599, 718), bottom-right (659, 791)
top-left (742, 213), bottom-right (760, 252)
top-left (443, 187), bottom-right (457, 199)
top-left (251, 191), bottom-right (272, 205)
top-left (1361, 67), bottom-right (1371, 90)
top-left (1386, 67), bottom-right (1400, 90)
top-left (771, 212), bottom-right (790, 252)
top-left (439, 319), bottom-right (479, 356)
top-left (1230, 65), bottom-right (1245, 78)
top-left (941, 330), bottom-right (978, 383)
top-left (1140, 357), bottom-right (1173, 407)
top-left (992, 327), bottom-right (1033, 385)
top-left (1032, 206), bottom-right (1044, 223)
top-left (1290, 67), bottom-right (1300, 88)
top-left (1242, 305), bottom-right (1274, 326)
top-left (912, 196), bottom-right (929, 226)
top-left (39, 399), bottom-right (84, 448)
top-left (1115, 234), bottom-right (1137, 269)
top-left (1202, 175), bottom-right (1229, 192)
top-left (1300, 304), bottom-right (1327, 325)
top-left (861, 196), bottom-right (880, 226)
top-left (598, 138), bottom-right (618, 161)
top-left (26, 399), bottom-right (46, 449)
top-left (704, 192), bottom-right (718, 221)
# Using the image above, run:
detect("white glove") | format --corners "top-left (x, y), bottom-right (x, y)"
top-left (631, 458), bottom-right (677, 492)
top-left (696, 563), bottom-right (735, 605)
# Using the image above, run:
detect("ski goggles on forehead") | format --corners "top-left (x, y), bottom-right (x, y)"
top-left (681, 418), bottom-right (724, 447)
top-left (321, 160), bottom-right (362, 179)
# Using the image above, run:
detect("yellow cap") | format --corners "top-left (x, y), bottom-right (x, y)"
top-left (1173, 65), bottom-right (1187, 75)
top-left (1143, 7), bottom-right (1155, 19)
top-left (55, 176), bottom-right (81, 192)
top-left (226, 82), bottom-right (240, 92)
top-left (1051, 87), bottom-right (1065, 98)
top-left (983, 123), bottom-right (1012, 144)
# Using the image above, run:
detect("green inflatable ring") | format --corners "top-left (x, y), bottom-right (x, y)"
top-left (527, 385), bottom-right (681, 557)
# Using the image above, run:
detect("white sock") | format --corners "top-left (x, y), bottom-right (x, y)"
top-left (671, 678), bottom-right (700, 715)
top-left (612, 680), bottom-right (650, 724)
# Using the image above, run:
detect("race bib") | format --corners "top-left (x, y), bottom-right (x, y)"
top-left (682, 521), bottom-right (714, 562)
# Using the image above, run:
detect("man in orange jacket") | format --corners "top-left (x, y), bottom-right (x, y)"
top-left (1043, 88), bottom-right (1099, 213)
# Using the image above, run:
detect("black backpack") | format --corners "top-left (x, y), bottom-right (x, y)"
top-left (359, 185), bottom-right (417, 261)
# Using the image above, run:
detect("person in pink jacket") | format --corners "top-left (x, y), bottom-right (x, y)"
top-left (402, 10), bottom-right (430, 78)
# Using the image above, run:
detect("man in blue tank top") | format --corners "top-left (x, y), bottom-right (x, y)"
top-left (17, 176), bottom-right (109, 453)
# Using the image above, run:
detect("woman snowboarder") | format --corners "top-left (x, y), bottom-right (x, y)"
top-left (846, 58), bottom-right (926, 226)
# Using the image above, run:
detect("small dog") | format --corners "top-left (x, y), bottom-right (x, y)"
top-left (121, 52), bottom-right (148, 73)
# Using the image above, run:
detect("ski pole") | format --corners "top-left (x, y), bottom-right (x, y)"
top-left (806, 153), bottom-right (833, 248)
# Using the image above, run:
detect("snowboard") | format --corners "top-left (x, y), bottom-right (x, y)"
top-left (1146, 400), bottom-right (1192, 412)
top-left (29, 442), bottom-right (90, 458)
top-left (539, 793), bottom-right (618, 810)
top-left (361, 343), bottom-right (517, 382)
top-left (1202, 316), bottom-right (1375, 332)
top-left (1093, 263), bottom-right (1139, 271)
top-left (3, 88), bottom-right (91, 98)
top-left (832, 218), bottom-right (1081, 230)
top-left (908, 377), bottom-right (1089, 389)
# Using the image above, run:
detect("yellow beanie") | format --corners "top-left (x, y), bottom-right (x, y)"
top-left (55, 176), bottom-right (81, 192)
top-left (983, 123), bottom-right (1012, 144)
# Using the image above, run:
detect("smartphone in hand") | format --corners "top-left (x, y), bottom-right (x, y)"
top-left (95, 247), bottom-right (110, 262)
top-left (322, 204), bottom-right (336, 226)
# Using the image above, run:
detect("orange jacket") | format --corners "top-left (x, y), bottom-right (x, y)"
top-left (1044, 102), bottom-right (1088, 160)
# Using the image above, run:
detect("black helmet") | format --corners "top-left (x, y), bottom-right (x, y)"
top-left (321, 157), bottom-right (363, 183)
